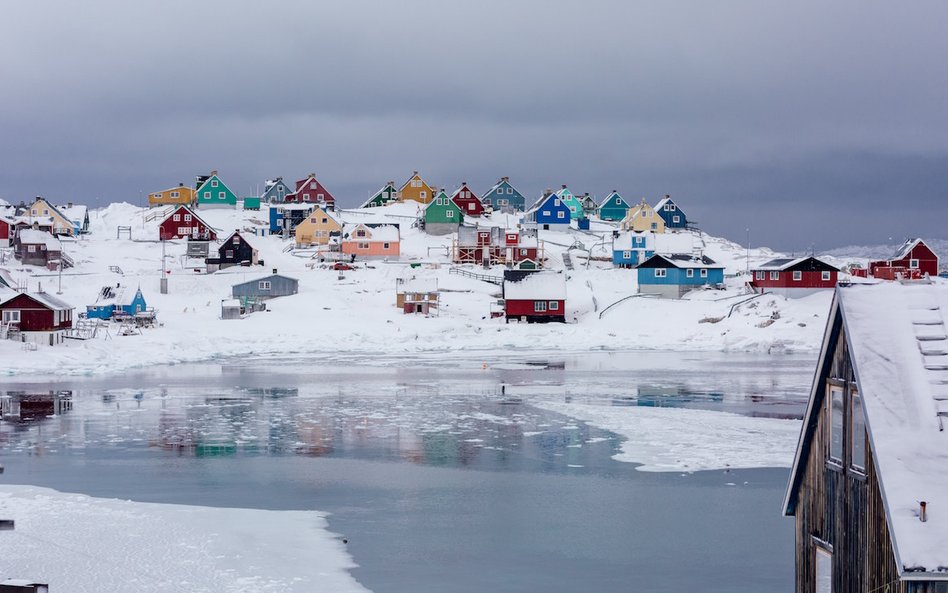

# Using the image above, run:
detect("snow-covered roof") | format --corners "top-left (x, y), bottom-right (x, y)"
top-left (343, 224), bottom-right (399, 242)
top-left (58, 204), bottom-right (88, 222)
top-left (613, 232), bottom-right (697, 253)
top-left (503, 272), bottom-right (567, 300)
top-left (164, 205), bottom-right (215, 231)
top-left (891, 238), bottom-right (927, 261)
top-left (654, 196), bottom-right (677, 211)
top-left (95, 286), bottom-right (142, 307)
top-left (835, 283), bottom-right (948, 576)
top-left (222, 231), bottom-right (257, 250)
top-left (755, 256), bottom-right (839, 272)
top-left (17, 229), bottom-right (61, 250)
top-left (278, 204), bottom-right (317, 212)
top-left (360, 182), bottom-right (397, 208)
top-left (397, 276), bottom-right (438, 293)
top-left (28, 291), bottom-right (73, 311)
top-left (449, 183), bottom-right (479, 201)
top-left (639, 254), bottom-right (721, 269)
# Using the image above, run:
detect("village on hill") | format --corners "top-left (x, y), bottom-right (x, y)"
top-left (0, 170), bottom-right (943, 376)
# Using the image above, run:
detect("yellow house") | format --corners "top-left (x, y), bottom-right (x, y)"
top-left (294, 206), bottom-right (342, 247)
top-left (27, 197), bottom-right (75, 236)
top-left (148, 183), bottom-right (196, 207)
top-left (621, 199), bottom-right (666, 233)
top-left (397, 171), bottom-right (435, 205)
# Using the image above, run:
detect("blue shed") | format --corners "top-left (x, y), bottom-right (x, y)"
top-left (86, 285), bottom-right (148, 320)
top-left (654, 195), bottom-right (689, 229)
top-left (598, 191), bottom-right (630, 221)
top-left (636, 254), bottom-right (724, 299)
top-left (525, 192), bottom-right (571, 231)
top-left (481, 177), bottom-right (526, 212)
top-left (232, 274), bottom-right (299, 300)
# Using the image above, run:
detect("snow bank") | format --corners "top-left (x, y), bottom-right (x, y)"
top-left (0, 485), bottom-right (369, 593)
top-left (534, 401), bottom-right (801, 472)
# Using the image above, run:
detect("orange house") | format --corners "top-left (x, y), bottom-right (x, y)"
top-left (341, 224), bottom-right (400, 259)
top-left (149, 183), bottom-right (195, 206)
top-left (397, 171), bottom-right (435, 205)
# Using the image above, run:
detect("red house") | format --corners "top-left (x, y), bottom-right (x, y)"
top-left (869, 238), bottom-right (938, 280)
top-left (452, 226), bottom-right (542, 266)
top-left (0, 217), bottom-right (11, 247)
top-left (285, 173), bottom-right (336, 207)
top-left (450, 183), bottom-right (484, 217)
top-left (750, 256), bottom-right (840, 298)
top-left (0, 291), bottom-right (74, 345)
top-left (502, 270), bottom-right (566, 323)
top-left (159, 205), bottom-right (217, 241)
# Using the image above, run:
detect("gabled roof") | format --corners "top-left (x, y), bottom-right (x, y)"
top-left (163, 205), bottom-right (215, 230)
top-left (16, 229), bottom-right (62, 250)
top-left (196, 173), bottom-right (232, 194)
top-left (306, 206), bottom-right (341, 226)
top-left (221, 230), bottom-right (258, 250)
top-left (525, 192), bottom-right (565, 216)
top-left (483, 177), bottom-right (521, 197)
top-left (654, 196), bottom-right (682, 212)
top-left (785, 283), bottom-right (948, 578)
top-left (503, 271), bottom-right (566, 300)
top-left (30, 198), bottom-right (71, 226)
top-left (22, 292), bottom-right (73, 311)
top-left (891, 238), bottom-right (930, 261)
top-left (397, 276), bottom-right (438, 294)
top-left (755, 256), bottom-right (839, 273)
top-left (361, 182), bottom-right (398, 208)
top-left (58, 204), bottom-right (88, 222)
top-left (398, 172), bottom-right (433, 192)
top-left (450, 183), bottom-right (480, 201)
top-left (343, 223), bottom-right (399, 242)
top-left (232, 274), bottom-right (298, 288)
top-left (637, 253), bottom-right (721, 269)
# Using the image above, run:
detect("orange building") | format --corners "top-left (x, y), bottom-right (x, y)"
top-left (148, 183), bottom-right (195, 207)
top-left (341, 224), bottom-right (400, 259)
top-left (397, 171), bottom-right (435, 205)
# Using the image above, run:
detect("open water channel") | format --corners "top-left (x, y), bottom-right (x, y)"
top-left (0, 351), bottom-right (815, 592)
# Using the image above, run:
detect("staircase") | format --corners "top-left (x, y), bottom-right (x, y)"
top-left (60, 252), bottom-right (74, 268)
top-left (109, 265), bottom-right (124, 275)
top-left (144, 206), bottom-right (174, 223)
top-left (448, 267), bottom-right (502, 285)
top-left (64, 318), bottom-right (101, 340)
top-left (562, 252), bottom-right (574, 270)
top-left (907, 290), bottom-right (948, 430)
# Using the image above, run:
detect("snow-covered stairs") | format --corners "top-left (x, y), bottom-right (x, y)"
top-left (907, 291), bottom-right (948, 430)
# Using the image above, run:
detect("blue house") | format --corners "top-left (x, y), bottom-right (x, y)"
top-left (269, 204), bottom-right (315, 235)
top-left (86, 285), bottom-right (148, 320)
top-left (598, 191), bottom-right (630, 221)
top-left (613, 232), bottom-right (651, 267)
top-left (481, 177), bottom-right (526, 212)
top-left (525, 191), bottom-right (571, 231)
top-left (654, 195), bottom-right (689, 229)
top-left (636, 254), bottom-right (724, 299)
top-left (261, 177), bottom-right (292, 203)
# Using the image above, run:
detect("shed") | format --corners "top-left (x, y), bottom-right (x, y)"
top-left (396, 276), bottom-right (439, 315)
top-left (221, 299), bottom-right (241, 320)
top-left (243, 197), bottom-right (261, 210)
top-left (232, 274), bottom-right (299, 300)
top-left (502, 270), bottom-right (566, 323)
top-left (636, 254), bottom-right (725, 299)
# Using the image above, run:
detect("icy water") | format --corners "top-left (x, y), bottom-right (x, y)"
top-left (0, 351), bottom-right (814, 592)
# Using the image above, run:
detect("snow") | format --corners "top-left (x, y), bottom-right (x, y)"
top-left (534, 400), bottom-right (801, 472)
top-left (503, 271), bottom-right (567, 300)
top-left (0, 201), bottom-right (840, 377)
top-left (0, 485), bottom-right (368, 593)
top-left (837, 282), bottom-right (948, 574)
top-left (15, 229), bottom-right (61, 250)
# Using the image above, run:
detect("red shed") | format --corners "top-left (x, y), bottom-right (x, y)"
top-left (503, 270), bottom-right (566, 323)
top-left (869, 238), bottom-right (938, 280)
top-left (286, 174), bottom-right (336, 207)
top-left (450, 183), bottom-right (484, 217)
top-left (0, 291), bottom-right (74, 345)
top-left (0, 217), bottom-right (12, 247)
top-left (159, 206), bottom-right (217, 241)
top-left (750, 256), bottom-right (839, 298)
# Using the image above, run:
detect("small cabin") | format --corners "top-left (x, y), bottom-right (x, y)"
top-left (285, 173), bottom-right (337, 208)
top-left (396, 277), bottom-right (439, 315)
top-left (86, 285), bottom-right (148, 320)
top-left (784, 282), bottom-right (948, 593)
top-left (209, 231), bottom-right (259, 271)
top-left (869, 238), bottom-right (939, 280)
top-left (502, 270), bottom-right (566, 323)
top-left (621, 199), bottom-right (666, 233)
top-left (636, 254), bottom-right (724, 299)
top-left (750, 256), bottom-right (840, 297)
top-left (12, 230), bottom-right (64, 268)
top-left (598, 191), bottom-right (630, 221)
top-left (195, 171), bottom-right (238, 209)
top-left (0, 217), bottom-right (12, 248)
top-left (423, 190), bottom-right (464, 235)
top-left (260, 177), bottom-right (292, 203)
top-left (232, 274), bottom-right (299, 300)
top-left (149, 183), bottom-right (195, 207)
top-left (0, 291), bottom-right (74, 346)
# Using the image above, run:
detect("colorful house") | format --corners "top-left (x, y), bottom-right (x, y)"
top-left (158, 205), bottom-right (217, 241)
top-left (294, 206), bottom-right (342, 247)
top-left (525, 191), bottom-right (571, 231)
top-left (654, 195), bottom-right (689, 229)
top-left (598, 191), bottom-right (630, 221)
top-left (502, 270), bottom-right (566, 323)
top-left (579, 193), bottom-right (598, 217)
top-left (26, 198), bottom-right (74, 236)
top-left (58, 203), bottom-right (90, 235)
top-left (453, 226), bottom-right (542, 267)
top-left (621, 199), bottom-right (666, 233)
top-left (555, 185), bottom-right (584, 220)
top-left (232, 274), bottom-right (299, 300)
top-left (195, 171), bottom-right (238, 209)
top-left (480, 177), bottom-right (526, 212)
top-left (396, 276), bottom-right (439, 315)
top-left (285, 173), bottom-right (337, 208)
top-left (423, 190), bottom-right (464, 235)
top-left (450, 182), bottom-right (484, 217)
top-left (398, 171), bottom-right (436, 205)
top-left (868, 238), bottom-right (939, 280)
top-left (362, 181), bottom-right (398, 208)
top-left (783, 282), bottom-right (948, 593)
top-left (86, 285), bottom-right (148, 320)
top-left (341, 224), bottom-right (400, 260)
top-left (612, 232), bottom-right (698, 267)
top-left (261, 177), bottom-right (292, 203)
top-left (148, 183), bottom-right (195, 207)
top-left (750, 256), bottom-right (839, 298)
top-left (209, 231), bottom-right (259, 270)
top-left (0, 216), bottom-right (11, 248)
top-left (636, 254), bottom-right (724, 299)
top-left (269, 204), bottom-right (315, 235)
top-left (0, 291), bottom-right (74, 346)
top-left (13, 230), bottom-right (66, 268)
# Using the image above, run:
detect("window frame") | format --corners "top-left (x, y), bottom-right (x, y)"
top-left (850, 387), bottom-right (866, 474)
top-left (654, 268), bottom-right (667, 278)
top-left (827, 382), bottom-right (845, 467)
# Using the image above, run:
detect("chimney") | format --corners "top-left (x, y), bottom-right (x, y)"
top-left (67, 202), bottom-right (73, 208)
top-left (561, 184), bottom-right (567, 189)
top-left (309, 173), bottom-right (316, 178)
top-left (211, 170), bottom-right (218, 176)
top-left (179, 182), bottom-right (184, 187)
top-left (272, 268), bottom-right (278, 274)
top-left (502, 176), bottom-right (509, 182)
top-left (612, 189), bottom-right (617, 193)
top-left (920, 501), bottom-right (928, 522)
top-left (413, 171), bottom-right (419, 176)
top-left (387, 181), bottom-right (394, 186)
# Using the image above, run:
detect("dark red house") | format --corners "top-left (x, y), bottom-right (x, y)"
top-left (159, 205), bottom-right (217, 241)
top-left (0, 291), bottom-right (74, 345)
top-left (750, 256), bottom-right (840, 298)
top-left (0, 216), bottom-right (11, 247)
top-left (869, 238), bottom-right (938, 280)
top-left (502, 270), bottom-right (566, 323)
top-left (285, 174), bottom-right (336, 207)
top-left (453, 226), bottom-right (541, 266)
top-left (450, 183), bottom-right (484, 217)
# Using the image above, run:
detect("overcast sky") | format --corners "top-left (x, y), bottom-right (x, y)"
top-left (2, 1), bottom-right (946, 251)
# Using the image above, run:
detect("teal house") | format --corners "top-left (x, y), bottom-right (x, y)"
top-left (362, 181), bottom-right (399, 208)
top-left (481, 177), bottom-right (526, 212)
top-left (196, 171), bottom-right (238, 209)
top-left (555, 185), bottom-right (584, 220)
top-left (598, 191), bottom-right (630, 221)
top-left (636, 254), bottom-right (724, 299)
top-left (423, 190), bottom-right (464, 235)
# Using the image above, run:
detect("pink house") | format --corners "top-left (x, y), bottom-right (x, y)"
top-left (341, 224), bottom-right (400, 259)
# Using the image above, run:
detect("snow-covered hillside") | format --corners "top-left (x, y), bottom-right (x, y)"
top-left (0, 202), bottom-right (844, 376)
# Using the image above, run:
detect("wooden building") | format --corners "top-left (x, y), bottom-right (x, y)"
top-left (232, 274), bottom-right (299, 300)
top-left (450, 182), bottom-right (484, 217)
top-left (158, 205), bottom-right (217, 240)
top-left (285, 173), bottom-right (337, 208)
top-left (397, 171), bottom-right (436, 205)
top-left (636, 254), bottom-right (724, 299)
top-left (340, 224), bottom-right (400, 259)
top-left (148, 183), bottom-right (195, 207)
top-left (452, 226), bottom-right (542, 267)
top-left (0, 216), bottom-right (12, 248)
top-left (784, 282), bottom-right (948, 593)
top-left (208, 231), bottom-right (259, 270)
top-left (0, 291), bottom-right (74, 345)
top-left (12, 230), bottom-right (65, 268)
top-left (480, 177), bottom-right (526, 212)
top-left (621, 199), bottom-right (666, 233)
top-left (750, 256), bottom-right (840, 298)
top-left (502, 270), bottom-right (566, 323)
top-left (395, 276), bottom-right (439, 315)
top-left (869, 239), bottom-right (939, 280)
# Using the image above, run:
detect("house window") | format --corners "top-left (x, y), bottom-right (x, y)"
top-left (828, 385), bottom-right (844, 464)
top-left (184, 214), bottom-right (192, 222)
top-left (650, 223), bottom-right (657, 230)
top-left (358, 242), bottom-right (369, 249)
top-left (27, 245), bottom-right (36, 253)
top-left (549, 301), bottom-right (559, 310)
top-left (1, 310), bottom-right (20, 323)
top-left (468, 203), bottom-right (476, 211)
top-left (173, 214), bottom-right (181, 221)
top-left (310, 218), bottom-right (318, 224)
top-left (815, 546), bottom-right (832, 593)
top-left (171, 191), bottom-right (179, 198)
top-left (557, 212), bottom-right (565, 219)
top-left (321, 218), bottom-right (328, 224)
top-left (520, 249), bottom-right (527, 256)
top-left (232, 237), bottom-right (240, 244)
top-left (311, 182), bottom-right (318, 190)
top-left (225, 249), bottom-right (234, 258)
top-left (204, 191), bottom-right (211, 198)
top-left (770, 271), bottom-right (780, 280)
top-left (623, 251), bottom-right (631, 259)
top-left (686, 269), bottom-right (694, 278)
top-left (356, 230), bottom-right (366, 237)
top-left (542, 210), bottom-right (550, 217)
top-left (411, 180), bottom-right (422, 188)
top-left (553, 199), bottom-right (560, 206)
top-left (178, 227), bottom-right (190, 235)
top-left (507, 188), bottom-right (513, 194)
top-left (317, 193), bottom-right (324, 200)
top-left (211, 180), bottom-right (218, 188)
top-left (793, 271), bottom-right (802, 281)
top-left (303, 194), bottom-right (310, 201)
top-left (851, 389), bottom-right (866, 472)
top-left (498, 199), bottom-right (508, 206)
top-left (672, 216), bottom-right (680, 223)
top-left (654, 269), bottom-right (667, 278)
top-left (383, 242), bottom-right (390, 249)
top-left (910, 259), bottom-right (919, 269)
top-left (700, 269), bottom-right (708, 278)
top-left (822, 271), bottom-right (831, 281)
top-left (259, 281), bottom-right (271, 290)
top-left (755, 271), bottom-right (765, 280)
top-left (446, 210), bottom-right (454, 219)
top-left (218, 191), bottom-right (226, 199)
top-left (534, 301), bottom-right (547, 312)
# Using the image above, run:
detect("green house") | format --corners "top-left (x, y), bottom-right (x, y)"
top-left (362, 181), bottom-right (398, 208)
top-left (423, 190), bottom-right (464, 235)
top-left (556, 185), bottom-right (584, 220)
top-left (196, 171), bottom-right (238, 209)
top-left (598, 190), bottom-right (630, 221)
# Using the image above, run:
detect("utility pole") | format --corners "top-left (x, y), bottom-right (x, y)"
top-left (745, 227), bottom-right (750, 275)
